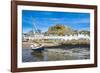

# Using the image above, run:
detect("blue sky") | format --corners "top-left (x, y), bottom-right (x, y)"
top-left (22, 10), bottom-right (90, 33)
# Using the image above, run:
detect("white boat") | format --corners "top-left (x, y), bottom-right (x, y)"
top-left (30, 43), bottom-right (44, 51)
top-left (30, 21), bottom-right (44, 51)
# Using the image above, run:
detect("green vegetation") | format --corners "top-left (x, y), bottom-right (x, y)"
top-left (23, 24), bottom-right (90, 36)
top-left (45, 24), bottom-right (90, 36)
top-left (79, 30), bottom-right (90, 36)
top-left (47, 24), bottom-right (73, 36)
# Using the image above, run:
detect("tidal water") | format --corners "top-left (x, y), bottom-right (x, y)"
top-left (22, 46), bottom-right (90, 62)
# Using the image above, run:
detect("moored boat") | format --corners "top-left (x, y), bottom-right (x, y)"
top-left (30, 44), bottom-right (44, 52)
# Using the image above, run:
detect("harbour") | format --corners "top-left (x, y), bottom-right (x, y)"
top-left (22, 15), bottom-right (90, 62)
top-left (22, 43), bottom-right (90, 62)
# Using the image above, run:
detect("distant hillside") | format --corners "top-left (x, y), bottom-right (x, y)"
top-left (79, 30), bottom-right (90, 36)
top-left (23, 24), bottom-right (90, 36)
top-left (46, 24), bottom-right (73, 36)
top-left (45, 24), bottom-right (90, 36)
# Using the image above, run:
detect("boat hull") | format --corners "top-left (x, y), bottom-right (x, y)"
top-left (32, 47), bottom-right (44, 52)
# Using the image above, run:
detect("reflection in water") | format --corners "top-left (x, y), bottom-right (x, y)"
top-left (22, 47), bottom-right (90, 62)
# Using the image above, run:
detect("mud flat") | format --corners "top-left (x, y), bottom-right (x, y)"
top-left (43, 48), bottom-right (90, 60)
top-left (22, 39), bottom-right (90, 49)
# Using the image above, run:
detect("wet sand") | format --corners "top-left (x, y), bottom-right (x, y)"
top-left (22, 40), bottom-right (90, 49)
top-left (22, 47), bottom-right (90, 62)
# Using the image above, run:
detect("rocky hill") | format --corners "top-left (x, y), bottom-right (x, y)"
top-left (45, 24), bottom-right (90, 36)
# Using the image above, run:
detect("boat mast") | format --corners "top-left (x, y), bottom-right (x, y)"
top-left (32, 18), bottom-right (43, 44)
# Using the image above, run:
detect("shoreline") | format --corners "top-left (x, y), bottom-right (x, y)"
top-left (22, 41), bottom-right (90, 49)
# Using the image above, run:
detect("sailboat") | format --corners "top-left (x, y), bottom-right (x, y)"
top-left (30, 43), bottom-right (44, 51)
top-left (30, 21), bottom-right (44, 51)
